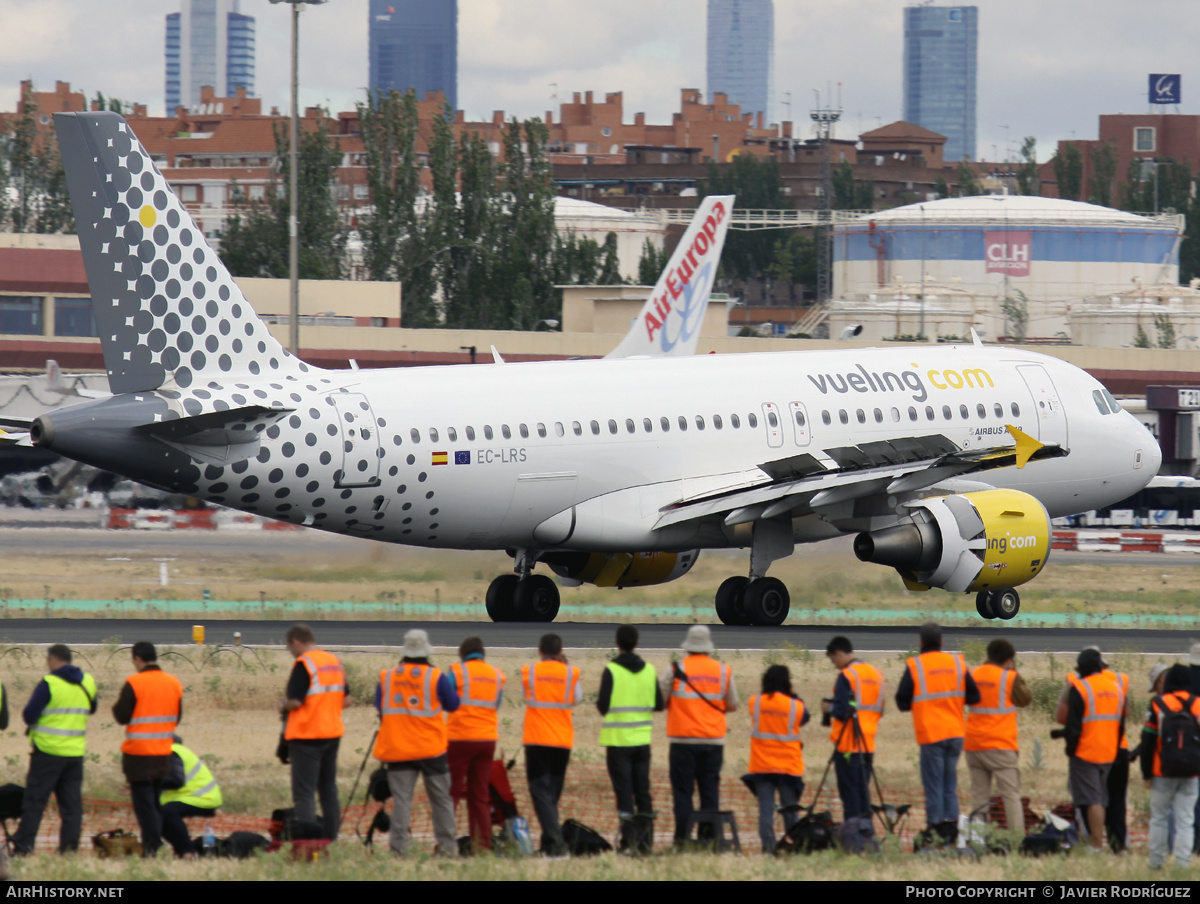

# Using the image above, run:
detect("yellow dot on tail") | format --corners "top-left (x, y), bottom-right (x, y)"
top-left (139, 206), bottom-right (156, 228)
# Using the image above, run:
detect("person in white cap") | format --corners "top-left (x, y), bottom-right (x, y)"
top-left (659, 625), bottom-right (739, 846)
top-left (373, 629), bottom-right (461, 856)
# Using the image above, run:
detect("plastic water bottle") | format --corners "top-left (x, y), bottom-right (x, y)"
top-left (203, 822), bottom-right (216, 855)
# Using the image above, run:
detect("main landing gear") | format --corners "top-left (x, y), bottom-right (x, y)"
top-left (486, 550), bottom-right (561, 623)
top-left (714, 576), bottom-right (791, 627)
top-left (975, 588), bottom-right (1020, 621)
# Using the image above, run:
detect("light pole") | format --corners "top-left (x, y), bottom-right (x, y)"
top-left (270, 0), bottom-right (326, 356)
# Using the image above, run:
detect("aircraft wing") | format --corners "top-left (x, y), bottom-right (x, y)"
top-left (653, 425), bottom-right (1066, 531)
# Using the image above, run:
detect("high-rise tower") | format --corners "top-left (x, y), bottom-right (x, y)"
top-left (706, 0), bottom-right (775, 127)
top-left (165, 0), bottom-right (256, 114)
top-left (369, 0), bottom-right (458, 111)
top-left (903, 5), bottom-right (977, 162)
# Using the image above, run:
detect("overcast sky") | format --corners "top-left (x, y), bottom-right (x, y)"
top-left (0, 0), bottom-right (1193, 164)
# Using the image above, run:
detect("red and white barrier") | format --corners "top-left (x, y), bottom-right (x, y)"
top-left (1053, 529), bottom-right (1200, 554)
top-left (106, 508), bottom-right (302, 531)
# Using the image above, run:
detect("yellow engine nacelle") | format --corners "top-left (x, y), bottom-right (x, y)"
top-left (543, 550), bottom-right (700, 588)
top-left (852, 489), bottom-right (1051, 592)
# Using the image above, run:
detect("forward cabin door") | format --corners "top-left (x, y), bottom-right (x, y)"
top-left (1017, 364), bottom-right (1068, 448)
top-left (333, 393), bottom-right (381, 488)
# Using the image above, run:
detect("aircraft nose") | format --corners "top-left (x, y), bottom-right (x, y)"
top-left (1132, 416), bottom-right (1162, 475)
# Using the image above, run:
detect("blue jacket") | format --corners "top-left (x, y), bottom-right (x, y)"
top-left (24, 664), bottom-right (97, 726)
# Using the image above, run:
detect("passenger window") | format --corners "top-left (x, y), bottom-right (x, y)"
top-left (519, 424), bottom-right (529, 439)
top-left (625, 418), bottom-right (635, 434)
top-left (660, 417), bottom-right (670, 432)
top-left (678, 416), bottom-right (688, 431)
top-left (874, 408), bottom-right (884, 423)
top-left (766, 411), bottom-right (778, 428)
top-left (942, 405), bottom-right (952, 420)
top-left (925, 406), bottom-right (935, 421)
top-left (447, 427), bottom-right (458, 442)
top-left (554, 422), bottom-right (564, 437)
top-left (821, 410), bottom-right (831, 426)
top-left (536, 423), bottom-right (546, 438)
top-left (960, 405), bottom-right (969, 419)
top-left (484, 425), bottom-right (494, 440)
top-left (908, 407), bottom-right (918, 421)
top-left (1010, 402), bottom-right (1020, 417)
top-left (572, 421), bottom-right (582, 436)
top-left (590, 420), bottom-right (600, 436)
top-left (890, 407), bottom-right (900, 422)
top-left (713, 415), bottom-right (723, 430)
top-left (993, 403), bottom-right (1003, 418)
top-left (856, 409), bottom-right (866, 424)
top-left (748, 413), bottom-right (758, 428)
top-left (608, 419), bottom-right (618, 435)
top-left (795, 411), bottom-right (806, 427)
top-left (976, 404), bottom-right (986, 418)
top-left (696, 415), bottom-right (706, 430)
top-left (643, 418), bottom-right (653, 432)
top-left (839, 409), bottom-right (849, 425)
top-left (502, 425), bottom-right (512, 439)
top-left (731, 413), bottom-right (741, 428)
top-left (466, 426), bottom-right (476, 441)
top-left (429, 428), bottom-right (439, 443)
top-left (410, 428), bottom-right (421, 443)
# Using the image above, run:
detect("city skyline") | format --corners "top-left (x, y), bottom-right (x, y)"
top-left (707, 0), bottom-right (774, 128)
top-left (165, 0), bottom-right (256, 113)
top-left (903, 4), bottom-right (977, 162)
top-left (0, 0), bottom-right (1196, 164)
top-left (369, 0), bottom-right (457, 112)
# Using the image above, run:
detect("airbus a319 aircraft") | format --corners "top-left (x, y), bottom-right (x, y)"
top-left (3, 113), bottom-right (1161, 626)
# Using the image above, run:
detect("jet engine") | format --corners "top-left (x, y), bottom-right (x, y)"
top-left (852, 489), bottom-right (1050, 593)
top-left (542, 550), bottom-right (699, 588)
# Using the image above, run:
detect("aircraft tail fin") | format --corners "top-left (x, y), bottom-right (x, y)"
top-left (54, 111), bottom-right (316, 394)
top-left (605, 194), bottom-right (734, 358)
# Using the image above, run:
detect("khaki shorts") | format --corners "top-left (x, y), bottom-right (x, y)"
top-left (1068, 756), bottom-right (1112, 807)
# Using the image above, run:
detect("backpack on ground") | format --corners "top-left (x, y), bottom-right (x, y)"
top-left (1019, 813), bottom-right (1079, 857)
top-left (268, 807), bottom-right (323, 842)
top-left (1156, 693), bottom-right (1200, 778)
top-left (779, 808), bottom-right (836, 853)
top-left (560, 819), bottom-right (612, 856)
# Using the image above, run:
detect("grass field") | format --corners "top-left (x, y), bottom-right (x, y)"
top-left (0, 641), bottom-right (1186, 881)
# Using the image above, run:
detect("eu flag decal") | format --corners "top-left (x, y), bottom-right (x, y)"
top-left (454, 451), bottom-right (471, 465)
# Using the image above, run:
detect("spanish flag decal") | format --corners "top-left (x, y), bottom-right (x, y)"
top-left (432, 452), bottom-right (448, 466)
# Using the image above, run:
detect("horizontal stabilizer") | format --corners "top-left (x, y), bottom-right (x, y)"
top-left (137, 405), bottom-right (293, 446)
top-left (0, 415), bottom-right (34, 431)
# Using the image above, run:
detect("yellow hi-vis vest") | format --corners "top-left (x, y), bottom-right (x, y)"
top-left (599, 662), bottom-right (657, 747)
top-left (159, 743), bottom-right (223, 809)
top-left (31, 673), bottom-right (96, 757)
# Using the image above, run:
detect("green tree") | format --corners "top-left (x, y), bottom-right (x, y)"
top-left (1154, 312), bottom-right (1176, 349)
top-left (700, 153), bottom-right (787, 282)
top-left (1087, 139), bottom-right (1118, 207)
top-left (1001, 290), bottom-right (1029, 343)
top-left (955, 160), bottom-right (983, 197)
top-left (598, 232), bottom-right (623, 284)
top-left (1016, 136), bottom-right (1039, 196)
top-left (636, 238), bottom-right (669, 285)
top-left (1, 84), bottom-right (74, 234)
top-left (934, 176), bottom-right (949, 199)
top-left (766, 231), bottom-right (816, 302)
top-left (1052, 142), bottom-right (1083, 202)
top-left (1133, 322), bottom-right (1151, 348)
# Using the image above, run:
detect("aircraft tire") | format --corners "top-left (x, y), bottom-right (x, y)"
top-left (485, 574), bottom-right (520, 622)
top-left (975, 591), bottom-right (996, 620)
top-left (513, 574), bottom-right (561, 623)
top-left (743, 577), bottom-right (790, 627)
top-left (992, 588), bottom-right (1020, 620)
top-left (714, 576), bottom-right (751, 626)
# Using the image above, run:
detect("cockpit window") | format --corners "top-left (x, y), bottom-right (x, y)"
top-left (1092, 389), bottom-right (1111, 415)
top-left (1101, 388), bottom-right (1123, 414)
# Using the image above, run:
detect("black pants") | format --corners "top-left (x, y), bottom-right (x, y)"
top-left (668, 744), bottom-right (723, 841)
top-left (12, 751), bottom-right (84, 854)
top-left (605, 745), bottom-right (653, 816)
top-left (290, 737), bottom-right (341, 840)
top-left (1106, 748), bottom-right (1129, 853)
top-left (835, 751), bottom-right (875, 820)
top-left (525, 745), bottom-right (571, 855)
top-left (161, 801), bottom-right (217, 856)
top-left (130, 779), bottom-right (165, 856)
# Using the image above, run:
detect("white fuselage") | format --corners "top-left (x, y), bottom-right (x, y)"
top-left (181, 344), bottom-right (1160, 553)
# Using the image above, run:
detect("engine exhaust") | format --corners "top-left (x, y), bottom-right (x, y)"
top-left (853, 520), bottom-right (943, 572)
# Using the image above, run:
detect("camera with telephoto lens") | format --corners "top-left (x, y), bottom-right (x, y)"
top-left (1049, 728), bottom-right (1066, 740)
top-left (821, 698), bottom-right (835, 727)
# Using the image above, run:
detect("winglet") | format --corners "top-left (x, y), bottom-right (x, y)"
top-left (970, 328), bottom-right (983, 347)
top-left (490, 345), bottom-right (506, 364)
top-left (605, 194), bottom-right (735, 359)
top-left (1005, 424), bottom-right (1044, 469)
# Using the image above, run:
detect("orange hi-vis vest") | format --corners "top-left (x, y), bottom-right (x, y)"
top-left (748, 693), bottom-right (805, 776)
top-left (1150, 691), bottom-right (1200, 777)
top-left (829, 661), bottom-right (883, 753)
top-left (121, 669), bottom-right (183, 756)
top-left (907, 651), bottom-right (968, 746)
top-left (447, 659), bottom-right (506, 742)
top-left (667, 654), bottom-right (731, 741)
top-left (375, 664), bottom-right (448, 763)
top-left (1102, 669), bottom-right (1131, 751)
top-left (965, 664), bottom-right (1019, 752)
top-left (1067, 672), bottom-right (1124, 765)
top-left (521, 660), bottom-right (582, 749)
top-left (285, 649), bottom-right (346, 741)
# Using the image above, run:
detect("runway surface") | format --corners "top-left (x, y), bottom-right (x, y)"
top-left (0, 617), bottom-right (1191, 653)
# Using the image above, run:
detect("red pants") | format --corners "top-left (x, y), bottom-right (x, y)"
top-left (448, 739), bottom-right (495, 850)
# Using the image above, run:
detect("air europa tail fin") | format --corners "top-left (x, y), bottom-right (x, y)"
top-left (605, 194), bottom-right (734, 359)
top-left (54, 111), bottom-right (315, 393)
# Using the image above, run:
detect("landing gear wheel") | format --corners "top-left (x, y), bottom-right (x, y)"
top-left (975, 590), bottom-right (996, 620)
top-left (513, 574), bottom-right (561, 623)
top-left (743, 577), bottom-right (791, 627)
top-left (714, 576), bottom-right (751, 626)
top-left (991, 588), bottom-right (1020, 620)
top-left (485, 574), bottom-right (519, 622)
